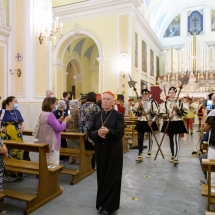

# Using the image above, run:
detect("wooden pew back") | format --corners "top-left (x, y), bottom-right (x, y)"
top-left (202, 159), bottom-right (215, 212)
top-left (2, 140), bottom-right (64, 215)
top-left (22, 130), bottom-right (95, 185)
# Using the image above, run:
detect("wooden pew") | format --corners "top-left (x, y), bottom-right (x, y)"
top-left (124, 118), bottom-right (138, 148)
top-left (123, 127), bottom-right (133, 152)
top-left (22, 130), bottom-right (95, 185)
top-left (202, 159), bottom-right (215, 212)
top-left (2, 140), bottom-right (64, 215)
top-left (203, 141), bottom-right (209, 152)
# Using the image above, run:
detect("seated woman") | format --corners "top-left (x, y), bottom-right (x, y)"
top-left (66, 100), bottom-right (80, 164)
top-left (0, 96), bottom-right (25, 181)
top-left (38, 97), bottom-right (71, 165)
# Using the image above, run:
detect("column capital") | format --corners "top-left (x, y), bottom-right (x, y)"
top-left (97, 57), bottom-right (106, 66)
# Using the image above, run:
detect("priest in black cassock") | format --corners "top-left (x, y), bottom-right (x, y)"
top-left (88, 91), bottom-right (124, 215)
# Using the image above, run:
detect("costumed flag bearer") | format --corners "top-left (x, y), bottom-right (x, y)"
top-left (132, 89), bottom-right (159, 161)
top-left (159, 87), bottom-right (188, 165)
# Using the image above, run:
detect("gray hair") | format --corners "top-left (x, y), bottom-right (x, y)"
top-left (58, 100), bottom-right (66, 108)
top-left (70, 100), bottom-right (79, 108)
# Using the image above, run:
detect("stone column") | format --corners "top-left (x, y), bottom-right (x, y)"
top-left (97, 57), bottom-right (106, 93)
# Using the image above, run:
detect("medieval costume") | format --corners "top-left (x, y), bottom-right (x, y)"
top-left (132, 89), bottom-right (159, 161)
top-left (159, 87), bottom-right (188, 164)
top-left (88, 92), bottom-right (124, 214)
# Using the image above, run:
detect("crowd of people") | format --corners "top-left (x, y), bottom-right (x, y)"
top-left (0, 90), bottom-right (125, 215)
top-left (0, 88), bottom-right (213, 214)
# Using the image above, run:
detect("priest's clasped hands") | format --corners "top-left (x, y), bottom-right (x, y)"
top-left (98, 126), bottom-right (109, 139)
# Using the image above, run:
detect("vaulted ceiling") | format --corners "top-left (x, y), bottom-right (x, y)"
top-left (143, 0), bottom-right (215, 36)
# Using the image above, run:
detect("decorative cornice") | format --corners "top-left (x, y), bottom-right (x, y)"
top-left (97, 57), bottom-right (106, 65)
top-left (52, 59), bottom-right (64, 69)
top-left (53, 0), bottom-right (143, 23)
top-left (135, 9), bottom-right (163, 52)
top-left (0, 25), bottom-right (10, 42)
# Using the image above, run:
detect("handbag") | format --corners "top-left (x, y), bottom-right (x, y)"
top-left (32, 114), bottom-right (41, 138)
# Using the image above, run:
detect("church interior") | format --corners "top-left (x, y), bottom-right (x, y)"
top-left (0, 0), bottom-right (215, 214)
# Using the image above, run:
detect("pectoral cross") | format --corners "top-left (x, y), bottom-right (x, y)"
top-left (192, 16), bottom-right (198, 28)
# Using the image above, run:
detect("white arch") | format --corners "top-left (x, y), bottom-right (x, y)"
top-left (64, 54), bottom-right (84, 76)
top-left (0, 0), bottom-right (6, 26)
top-left (53, 28), bottom-right (105, 63)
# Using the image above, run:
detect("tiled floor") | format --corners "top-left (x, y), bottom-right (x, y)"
top-left (2, 127), bottom-right (206, 215)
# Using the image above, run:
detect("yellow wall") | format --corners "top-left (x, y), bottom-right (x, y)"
top-left (58, 14), bottom-right (117, 93)
top-left (0, 46), bottom-right (4, 98)
top-left (15, 0), bottom-right (24, 94)
top-left (52, 0), bottom-right (88, 8)
top-left (120, 16), bottom-right (128, 52)
top-left (67, 63), bottom-right (74, 92)
top-left (57, 70), bottom-right (63, 98)
top-left (2, 0), bottom-right (8, 26)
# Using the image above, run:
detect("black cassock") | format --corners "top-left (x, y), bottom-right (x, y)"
top-left (88, 109), bottom-right (124, 213)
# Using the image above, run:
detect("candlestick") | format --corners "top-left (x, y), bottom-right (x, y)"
top-left (54, 36), bottom-right (56, 46)
top-left (211, 61), bottom-right (213, 67)
top-left (60, 23), bottom-right (63, 34)
top-left (56, 17), bottom-right (59, 28)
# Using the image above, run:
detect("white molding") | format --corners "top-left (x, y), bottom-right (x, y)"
top-left (53, 0), bottom-right (143, 23)
top-left (135, 9), bottom-right (163, 52)
top-left (53, 29), bottom-right (105, 62)
top-left (0, 41), bottom-right (8, 99)
top-left (8, 0), bottom-right (15, 96)
top-left (97, 57), bottom-right (106, 65)
top-left (0, 0), bottom-right (6, 26)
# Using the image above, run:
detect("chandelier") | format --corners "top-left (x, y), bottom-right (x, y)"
top-left (39, 16), bottom-right (63, 47)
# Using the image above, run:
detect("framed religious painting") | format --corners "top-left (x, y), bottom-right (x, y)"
top-left (135, 32), bottom-right (138, 68)
top-left (187, 10), bottom-right (203, 36)
top-left (164, 15), bottom-right (180, 38)
top-left (150, 49), bottom-right (154, 77)
top-left (156, 56), bottom-right (159, 76)
top-left (211, 9), bottom-right (215, 32)
top-left (142, 40), bottom-right (147, 73)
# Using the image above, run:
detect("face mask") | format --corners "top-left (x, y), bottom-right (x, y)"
top-left (50, 95), bottom-right (54, 98)
top-left (14, 104), bottom-right (19, 109)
